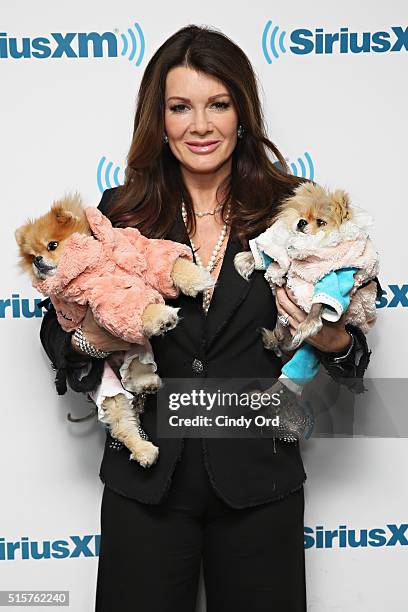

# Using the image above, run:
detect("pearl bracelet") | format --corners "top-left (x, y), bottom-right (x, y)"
top-left (72, 325), bottom-right (111, 359)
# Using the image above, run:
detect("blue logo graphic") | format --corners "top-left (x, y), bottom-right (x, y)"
top-left (0, 535), bottom-right (100, 561)
top-left (97, 156), bottom-right (125, 193)
top-left (273, 152), bottom-right (314, 180)
top-left (0, 23), bottom-right (145, 66)
top-left (304, 523), bottom-right (408, 549)
top-left (288, 152), bottom-right (314, 180)
top-left (376, 284), bottom-right (408, 308)
top-left (0, 294), bottom-right (43, 319)
top-left (262, 21), bottom-right (287, 63)
top-left (262, 22), bottom-right (408, 62)
top-left (2, 525), bottom-right (406, 558)
top-left (120, 23), bottom-right (145, 65)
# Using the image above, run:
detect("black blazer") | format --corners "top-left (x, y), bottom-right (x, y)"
top-left (40, 187), bottom-right (307, 509)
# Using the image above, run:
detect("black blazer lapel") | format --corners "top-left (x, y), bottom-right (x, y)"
top-left (203, 233), bottom-right (254, 352)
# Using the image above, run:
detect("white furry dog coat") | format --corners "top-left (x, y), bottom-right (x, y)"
top-left (249, 206), bottom-right (379, 333)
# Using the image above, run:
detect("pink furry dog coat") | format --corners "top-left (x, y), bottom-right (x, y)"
top-left (33, 206), bottom-right (193, 342)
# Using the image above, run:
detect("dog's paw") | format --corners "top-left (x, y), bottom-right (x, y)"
top-left (142, 304), bottom-right (180, 337)
top-left (261, 327), bottom-right (279, 350)
top-left (290, 318), bottom-right (323, 350)
top-left (184, 266), bottom-right (215, 297)
top-left (129, 441), bottom-right (159, 468)
top-left (289, 335), bottom-right (302, 351)
top-left (127, 373), bottom-right (162, 394)
top-left (171, 258), bottom-right (215, 297)
top-left (234, 251), bottom-right (255, 280)
top-left (272, 346), bottom-right (283, 358)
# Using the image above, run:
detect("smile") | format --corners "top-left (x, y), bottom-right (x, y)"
top-left (185, 140), bottom-right (221, 155)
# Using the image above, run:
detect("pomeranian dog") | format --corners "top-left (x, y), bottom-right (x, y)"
top-left (15, 193), bottom-right (214, 467)
top-left (265, 182), bottom-right (353, 352)
top-left (233, 181), bottom-right (379, 441)
top-left (235, 181), bottom-right (378, 356)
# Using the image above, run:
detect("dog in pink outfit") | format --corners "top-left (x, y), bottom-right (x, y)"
top-left (16, 194), bottom-right (214, 467)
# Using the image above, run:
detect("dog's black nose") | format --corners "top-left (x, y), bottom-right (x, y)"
top-left (297, 219), bottom-right (308, 232)
top-left (33, 255), bottom-right (43, 263)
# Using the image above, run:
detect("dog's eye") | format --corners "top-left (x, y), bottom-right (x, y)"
top-left (47, 241), bottom-right (59, 251)
top-left (316, 219), bottom-right (327, 227)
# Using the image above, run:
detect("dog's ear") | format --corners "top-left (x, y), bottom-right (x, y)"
top-left (332, 189), bottom-right (352, 223)
top-left (14, 225), bottom-right (26, 247)
top-left (51, 203), bottom-right (79, 225)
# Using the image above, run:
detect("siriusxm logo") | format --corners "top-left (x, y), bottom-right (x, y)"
top-left (0, 535), bottom-right (100, 561)
top-left (262, 22), bottom-right (408, 62)
top-left (0, 294), bottom-right (43, 318)
top-left (3, 527), bottom-right (406, 558)
top-left (273, 152), bottom-right (314, 181)
top-left (0, 22), bottom-right (144, 66)
top-left (97, 156), bottom-right (125, 193)
top-left (304, 523), bottom-right (408, 549)
top-left (376, 285), bottom-right (408, 308)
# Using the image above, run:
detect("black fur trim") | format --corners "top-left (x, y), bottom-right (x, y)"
top-left (315, 323), bottom-right (371, 394)
top-left (54, 330), bottom-right (105, 395)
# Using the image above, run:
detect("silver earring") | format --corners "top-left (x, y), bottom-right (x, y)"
top-left (163, 133), bottom-right (169, 144)
top-left (237, 124), bottom-right (244, 139)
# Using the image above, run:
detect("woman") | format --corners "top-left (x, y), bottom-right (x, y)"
top-left (40, 25), bottom-right (372, 612)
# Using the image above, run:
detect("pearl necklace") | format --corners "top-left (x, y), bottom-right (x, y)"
top-left (194, 204), bottom-right (222, 217)
top-left (181, 201), bottom-right (231, 314)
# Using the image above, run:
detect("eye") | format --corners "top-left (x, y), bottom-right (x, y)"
top-left (316, 219), bottom-right (327, 227)
top-left (211, 101), bottom-right (230, 111)
top-left (47, 241), bottom-right (59, 251)
top-left (169, 104), bottom-right (189, 113)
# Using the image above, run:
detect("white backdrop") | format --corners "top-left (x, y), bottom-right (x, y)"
top-left (1, 1), bottom-right (407, 610)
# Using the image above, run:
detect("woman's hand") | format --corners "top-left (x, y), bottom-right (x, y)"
top-left (71, 307), bottom-right (132, 355)
top-left (275, 286), bottom-right (352, 353)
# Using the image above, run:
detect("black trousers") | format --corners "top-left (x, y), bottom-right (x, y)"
top-left (95, 438), bottom-right (306, 611)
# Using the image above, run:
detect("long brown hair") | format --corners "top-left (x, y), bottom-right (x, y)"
top-left (109, 24), bottom-right (311, 246)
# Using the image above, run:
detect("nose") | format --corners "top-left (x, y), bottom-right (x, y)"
top-left (191, 108), bottom-right (212, 134)
top-left (34, 255), bottom-right (43, 263)
top-left (297, 219), bottom-right (308, 232)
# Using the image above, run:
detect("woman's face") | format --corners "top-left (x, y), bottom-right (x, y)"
top-left (164, 66), bottom-right (239, 175)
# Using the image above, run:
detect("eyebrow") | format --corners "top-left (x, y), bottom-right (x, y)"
top-left (166, 93), bottom-right (231, 103)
